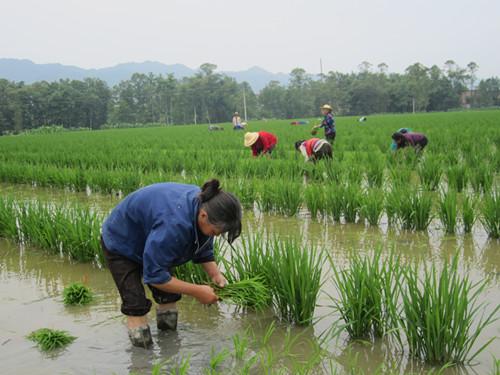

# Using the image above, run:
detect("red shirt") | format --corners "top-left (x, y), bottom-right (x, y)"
top-left (252, 131), bottom-right (277, 156)
top-left (304, 138), bottom-right (320, 157)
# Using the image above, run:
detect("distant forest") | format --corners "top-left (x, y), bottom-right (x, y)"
top-left (1, 61), bottom-right (499, 132)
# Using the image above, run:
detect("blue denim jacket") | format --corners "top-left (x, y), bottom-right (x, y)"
top-left (102, 183), bottom-right (214, 285)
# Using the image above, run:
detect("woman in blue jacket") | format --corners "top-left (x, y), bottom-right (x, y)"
top-left (101, 179), bottom-right (242, 348)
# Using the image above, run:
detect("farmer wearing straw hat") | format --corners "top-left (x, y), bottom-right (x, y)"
top-left (312, 104), bottom-right (336, 144)
top-left (101, 179), bottom-right (242, 348)
top-left (244, 131), bottom-right (278, 157)
top-left (294, 138), bottom-right (332, 162)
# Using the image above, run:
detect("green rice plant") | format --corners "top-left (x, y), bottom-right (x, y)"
top-left (232, 332), bottom-right (249, 360)
top-left (413, 191), bottom-right (434, 231)
top-left (389, 167), bottom-right (412, 188)
top-left (213, 277), bottom-right (270, 310)
top-left (470, 163), bottom-right (493, 193)
top-left (62, 282), bottom-right (93, 305)
top-left (418, 156), bottom-right (443, 191)
top-left (275, 182), bottom-right (302, 216)
top-left (342, 184), bottom-right (362, 223)
top-left (438, 190), bottom-right (458, 234)
top-left (205, 347), bottom-right (230, 375)
top-left (461, 194), bottom-right (476, 233)
top-left (267, 238), bottom-right (324, 325)
top-left (324, 162), bottom-right (344, 184)
top-left (325, 184), bottom-right (344, 222)
top-left (398, 256), bottom-right (499, 364)
top-left (173, 261), bottom-right (210, 284)
top-left (366, 157), bottom-right (384, 188)
top-left (0, 197), bottom-right (18, 239)
top-left (330, 249), bottom-right (403, 339)
top-left (169, 355), bottom-right (191, 375)
top-left (27, 328), bottom-right (76, 351)
top-left (304, 184), bottom-right (324, 219)
top-left (446, 164), bottom-right (468, 192)
top-left (480, 190), bottom-right (499, 238)
top-left (361, 188), bottom-right (384, 226)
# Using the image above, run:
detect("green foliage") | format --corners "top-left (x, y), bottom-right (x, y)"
top-left (27, 328), bottom-right (76, 351)
top-left (446, 164), bottom-right (468, 192)
top-left (418, 156), bottom-right (443, 191)
top-left (461, 194), bottom-right (476, 233)
top-left (398, 256), bottom-right (499, 364)
top-left (361, 188), bottom-right (384, 226)
top-left (480, 190), bottom-right (500, 238)
top-left (62, 282), bottom-right (93, 305)
top-left (438, 190), bottom-right (458, 234)
top-left (214, 277), bottom-right (270, 310)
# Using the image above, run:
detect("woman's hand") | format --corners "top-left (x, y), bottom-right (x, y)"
top-left (194, 285), bottom-right (219, 304)
top-left (211, 273), bottom-right (228, 288)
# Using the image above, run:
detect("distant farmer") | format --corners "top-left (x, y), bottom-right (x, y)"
top-left (312, 104), bottom-right (336, 144)
top-left (390, 128), bottom-right (412, 150)
top-left (232, 112), bottom-right (245, 130)
top-left (101, 180), bottom-right (242, 348)
top-left (208, 125), bottom-right (224, 131)
top-left (244, 131), bottom-right (278, 157)
top-left (392, 131), bottom-right (428, 152)
top-left (294, 138), bottom-right (332, 162)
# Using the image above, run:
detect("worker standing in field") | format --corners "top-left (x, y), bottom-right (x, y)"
top-left (232, 112), bottom-right (245, 130)
top-left (294, 138), bottom-right (332, 162)
top-left (100, 179), bottom-right (242, 348)
top-left (312, 104), bottom-right (336, 144)
top-left (244, 131), bottom-right (278, 157)
top-left (392, 131), bottom-right (428, 152)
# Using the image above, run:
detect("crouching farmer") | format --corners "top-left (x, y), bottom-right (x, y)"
top-left (295, 138), bottom-right (332, 162)
top-left (101, 179), bottom-right (242, 348)
top-left (244, 131), bottom-right (278, 157)
top-left (392, 131), bottom-right (428, 152)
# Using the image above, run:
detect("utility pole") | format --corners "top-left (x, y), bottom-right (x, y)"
top-left (412, 98), bottom-right (416, 114)
top-left (243, 85), bottom-right (248, 122)
top-left (194, 106), bottom-right (197, 125)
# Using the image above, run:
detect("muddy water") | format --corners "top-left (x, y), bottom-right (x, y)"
top-left (0, 184), bottom-right (499, 374)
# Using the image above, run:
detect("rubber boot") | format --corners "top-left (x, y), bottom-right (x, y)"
top-left (128, 325), bottom-right (153, 348)
top-left (156, 309), bottom-right (178, 331)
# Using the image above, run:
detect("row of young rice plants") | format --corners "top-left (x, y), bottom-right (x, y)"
top-left (329, 249), bottom-right (500, 366)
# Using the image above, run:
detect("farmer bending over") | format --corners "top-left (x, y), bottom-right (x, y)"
top-left (392, 131), bottom-right (428, 152)
top-left (101, 179), bottom-right (242, 348)
top-left (390, 128), bottom-right (412, 150)
top-left (312, 104), bottom-right (336, 144)
top-left (244, 131), bottom-right (278, 157)
top-left (295, 138), bottom-right (332, 162)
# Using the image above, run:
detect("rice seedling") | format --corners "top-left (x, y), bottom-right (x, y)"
top-left (275, 182), bottom-right (303, 216)
top-left (398, 256), bottom-right (499, 364)
top-left (205, 347), bottom-right (230, 375)
top-left (330, 249), bottom-right (403, 339)
top-left (304, 184), bottom-right (324, 219)
top-left (62, 282), bottom-right (93, 305)
top-left (389, 166), bottom-right (412, 189)
top-left (361, 188), bottom-right (384, 226)
top-left (173, 261), bottom-right (211, 284)
top-left (213, 277), bottom-right (270, 310)
top-left (480, 190), bottom-right (499, 238)
top-left (470, 163), bottom-right (494, 193)
top-left (418, 156), bottom-right (443, 191)
top-left (413, 191), bottom-right (434, 231)
top-left (446, 164), bottom-right (468, 192)
top-left (170, 355), bottom-right (191, 375)
top-left (27, 328), bottom-right (76, 351)
top-left (325, 184), bottom-right (344, 222)
top-left (392, 188), bottom-right (433, 231)
top-left (366, 157), bottom-right (384, 188)
top-left (266, 238), bottom-right (324, 325)
top-left (438, 190), bottom-right (458, 234)
top-left (0, 197), bottom-right (18, 239)
top-left (461, 194), bottom-right (476, 233)
top-left (232, 332), bottom-right (249, 361)
top-left (342, 184), bottom-right (362, 223)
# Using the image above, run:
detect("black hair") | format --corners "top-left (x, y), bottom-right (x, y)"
top-left (199, 179), bottom-right (242, 243)
top-left (392, 132), bottom-right (405, 142)
top-left (294, 140), bottom-right (305, 151)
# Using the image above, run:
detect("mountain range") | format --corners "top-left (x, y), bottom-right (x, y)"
top-left (0, 58), bottom-right (289, 91)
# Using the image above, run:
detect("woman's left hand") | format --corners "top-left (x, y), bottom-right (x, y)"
top-left (211, 273), bottom-right (228, 288)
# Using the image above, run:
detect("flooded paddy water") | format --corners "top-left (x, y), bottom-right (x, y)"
top-left (0, 184), bottom-right (498, 374)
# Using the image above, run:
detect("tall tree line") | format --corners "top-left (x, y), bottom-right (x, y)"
top-left (0, 61), bottom-right (499, 133)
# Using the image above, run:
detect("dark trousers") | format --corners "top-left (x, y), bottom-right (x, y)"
top-left (313, 143), bottom-right (333, 161)
top-left (326, 132), bottom-right (336, 144)
top-left (101, 238), bottom-right (181, 316)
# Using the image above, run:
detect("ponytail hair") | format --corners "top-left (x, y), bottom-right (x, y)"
top-left (199, 179), bottom-right (242, 243)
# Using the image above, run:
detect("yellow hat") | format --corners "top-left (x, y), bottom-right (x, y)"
top-left (244, 132), bottom-right (259, 147)
top-left (321, 104), bottom-right (333, 111)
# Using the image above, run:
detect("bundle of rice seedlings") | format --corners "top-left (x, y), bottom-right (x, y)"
top-left (438, 190), bottom-right (458, 234)
top-left (461, 194), bottom-right (476, 233)
top-left (62, 282), bottom-right (93, 305)
top-left (480, 190), bottom-right (499, 238)
top-left (214, 277), bottom-right (270, 310)
top-left (27, 328), bottom-right (76, 351)
top-left (361, 188), bottom-right (384, 226)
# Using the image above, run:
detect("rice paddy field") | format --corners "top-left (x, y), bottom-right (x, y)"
top-left (0, 110), bottom-right (499, 374)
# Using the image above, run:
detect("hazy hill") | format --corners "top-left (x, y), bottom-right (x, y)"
top-left (0, 58), bottom-right (289, 91)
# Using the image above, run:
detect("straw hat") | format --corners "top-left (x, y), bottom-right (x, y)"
top-left (244, 132), bottom-right (259, 147)
top-left (234, 112), bottom-right (239, 116)
top-left (320, 104), bottom-right (333, 112)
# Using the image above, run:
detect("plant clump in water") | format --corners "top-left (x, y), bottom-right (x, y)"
top-left (27, 328), bottom-right (76, 351)
top-left (62, 282), bottom-right (93, 305)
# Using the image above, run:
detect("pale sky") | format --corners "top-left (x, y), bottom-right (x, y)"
top-left (1, 0), bottom-right (499, 76)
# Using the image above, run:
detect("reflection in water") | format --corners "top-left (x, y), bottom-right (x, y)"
top-left (0, 183), bottom-right (499, 374)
